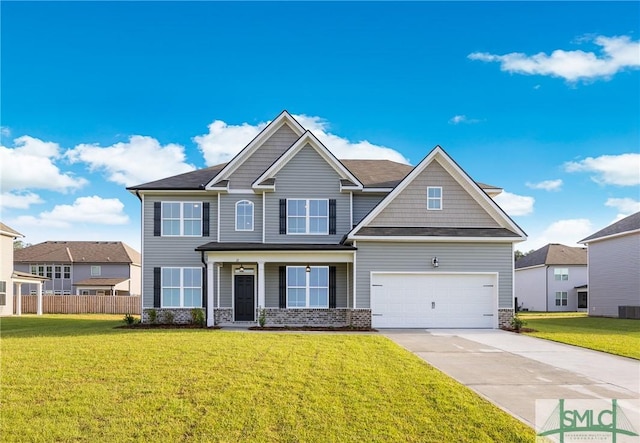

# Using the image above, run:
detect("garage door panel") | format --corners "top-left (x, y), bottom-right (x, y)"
top-left (371, 273), bottom-right (497, 328)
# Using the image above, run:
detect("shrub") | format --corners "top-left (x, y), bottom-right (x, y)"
top-left (163, 311), bottom-right (175, 325)
top-left (258, 307), bottom-right (266, 328)
top-left (511, 314), bottom-right (527, 332)
top-left (123, 313), bottom-right (136, 325)
top-left (191, 308), bottom-right (205, 327)
top-left (147, 309), bottom-right (158, 324)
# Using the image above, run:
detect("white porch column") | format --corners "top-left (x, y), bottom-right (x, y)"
top-left (36, 283), bottom-right (43, 316)
top-left (257, 261), bottom-right (265, 309)
top-left (207, 261), bottom-right (215, 327)
top-left (15, 283), bottom-right (22, 316)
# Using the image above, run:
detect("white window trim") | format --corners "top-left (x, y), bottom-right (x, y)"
top-left (427, 186), bottom-right (443, 211)
top-left (161, 202), bottom-right (203, 237)
top-left (286, 266), bottom-right (329, 308)
top-left (235, 200), bottom-right (254, 232)
top-left (91, 265), bottom-right (101, 276)
top-left (554, 268), bottom-right (569, 281)
top-left (286, 199), bottom-right (329, 235)
top-left (161, 267), bottom-right (203, 308)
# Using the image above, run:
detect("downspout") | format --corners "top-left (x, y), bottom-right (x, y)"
top-left (545, 265), bottom-right (549, 312)
top-left (201, 250), bottom-right (208, 319)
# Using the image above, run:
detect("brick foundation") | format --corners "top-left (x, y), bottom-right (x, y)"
top-left (212, 308), bottom-right (373, 328)
top-left (498, 308), bottom-right (514, 328)
top-left (214, 308), bottom-right (233, 324)
top-left (346, 309), bottom-right (372, 328)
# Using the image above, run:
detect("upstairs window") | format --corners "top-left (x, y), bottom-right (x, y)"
top-left (427, 187), bottom-right (442, 210)
top-left (235, 200), bottom-right (254, 231)
top-left (554, 268), bottom-right (569, 281)
top-left (287, 199), bottom-right (328, 234)
top-left (91, 266), bottom-right (101, 276)
top-left (162, 202), bottom-right (202, 236)
top-left (0, 281), bottom-right (6, 306)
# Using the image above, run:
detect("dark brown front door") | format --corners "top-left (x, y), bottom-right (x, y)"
top-left (234, 274), bottom-right (255, 321)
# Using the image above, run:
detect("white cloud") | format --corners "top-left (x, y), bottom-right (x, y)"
top-left (525, 179), bottom-right (563, 191)
top-left (15, 196), bottom-right (129, 228)
top-left (0, 136), bottom-right (88, 192)
top-left (520, 218), bottom-right (594, 251)
top-left (0, 127), bottom-right (10, 137)
top-left (66, 136), bottom-right (196, 187)
top-left (564, 153), bottom-right (640, 186)
top-left (605, 198), bottom-right (640, 219)
top-left (448, 115), bottom-right (480, 125)
top-left (0, 192), bottom-right (44, 209)
top-left (469, 35), bottom-right (640, 82)
top-left (193, 114), bottom-right (409, 166)
top-left (493, 191), bottom-right (535, 216)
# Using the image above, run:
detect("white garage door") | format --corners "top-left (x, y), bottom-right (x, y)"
top-left (371, 273), bottom-right (497, 328)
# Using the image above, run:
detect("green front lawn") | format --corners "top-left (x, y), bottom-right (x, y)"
top-left (1, 315), bottom-right (534, 442)
top-left (519, 312), bottom-right (640, 359)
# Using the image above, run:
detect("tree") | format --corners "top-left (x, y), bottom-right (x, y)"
top-left (514, 249), bottom-right (535, 261)
top-left (13, 240), bottom-right (31, 250)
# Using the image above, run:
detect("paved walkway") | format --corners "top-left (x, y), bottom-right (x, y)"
top-left (382, 329), bottom-right (640, 428)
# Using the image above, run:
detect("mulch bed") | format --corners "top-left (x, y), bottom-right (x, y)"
top-left (248, 326), bottom-right (377, 332)
top-left (116, 323), bottom-right (220, 330)
top-left (500, 327), bottom-right (537, 333)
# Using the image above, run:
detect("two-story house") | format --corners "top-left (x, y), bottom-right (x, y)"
top-left (14, 241), bottom-right (141, 296)
top-left (515, 243), bottom-right (588, 312)
top-left (128, 111), bottom-right (526, 328)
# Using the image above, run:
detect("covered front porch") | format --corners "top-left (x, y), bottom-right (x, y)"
top-left (195, 243), bottom-right (369, 328)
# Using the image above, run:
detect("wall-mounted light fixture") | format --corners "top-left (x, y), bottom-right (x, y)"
top-left (431, 257), bottom-right (439, 268)
top-left (239, 264), bottom-right (245, 272)
top-left (306, 265), bottom-right (311, 273)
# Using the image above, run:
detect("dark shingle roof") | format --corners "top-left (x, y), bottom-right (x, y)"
top-left (128, 158), bottom-right (499, 191)
top-left (580, 211), bottom-right (640, 243)
top-left (14, 241), bottom-right (141, 264)
top-left (354, 227), bottom-right (520, 238)
top-left (515, 243), bottom-right (587, 269)
top-left (127, 164), bottom-right (227, 190)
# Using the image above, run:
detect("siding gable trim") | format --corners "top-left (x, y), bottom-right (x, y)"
top-left (204, 111), bottom-right (305, 190)
top-left (251, 131), bottom-right (363, 191)
top-left (348, 146), bottom-right (527, 241)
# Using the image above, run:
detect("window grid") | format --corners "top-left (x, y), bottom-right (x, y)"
top-left (554, 268), bottom-right (569, 281)
top-left (555, 291), bottom-right (568, 306)
top-left (427, 187), bottom-right (442, 210)
top-left (235, 200), bottom-right (254, 231)
top-left (0, 281), bottom-right (6, 306)
top-left (161, 267), bottom-right (202, 308)
top-left (287, 199), bottom-right (329, 235)
top-left (91, 266), bottom-right (101, 276)
top-left (286, 266), bottom-right (329, 308)
top-left (161, 202), bottom-right (202, 237)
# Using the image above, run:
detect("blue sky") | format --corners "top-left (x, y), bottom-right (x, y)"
top-left (1, 1), bottom-right (639, 253)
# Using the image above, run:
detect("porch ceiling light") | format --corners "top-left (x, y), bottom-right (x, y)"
top-left (306, 265), bottom-right (311, 273)
top-left (239, 264), bottom-right (245, 272)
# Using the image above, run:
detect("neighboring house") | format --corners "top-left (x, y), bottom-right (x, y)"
top-left (0, 222), bottom-right (47, 316)
top-left (514, 244), bottom-right (588, 312)
top-left (127, 111), bottom-right (526, 328)
top-left (579, 212), bottom-right (640, 317)
top-left (14, 241), bottom-right (141, 296)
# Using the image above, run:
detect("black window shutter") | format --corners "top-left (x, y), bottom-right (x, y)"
top-left (329, 199), bottom-right (337, 235)
top-left (153, 202), bottom-right (161, 236)
top-left (279, 266), bottom-right (286, 308)
top-left (329, 266), bottom-right (337, 308)
top-left (202, 202), bottom-right (210, 237)
top-left (279, 199), bottom-right (287, 234)
top-left (153, 267), bottom-right (161, 308)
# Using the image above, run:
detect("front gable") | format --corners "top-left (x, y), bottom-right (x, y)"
top-left (349, 146), bottom-right (526, 241)
top-left (205, 111), bottom-right (305, 191)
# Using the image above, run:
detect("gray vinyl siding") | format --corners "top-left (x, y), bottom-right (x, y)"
top-left (219, 264), bottom-right (232, 308)
top-left (219, 194), bottom-right (263, 242)
top-left (353, 193), bottom-right (386, 226)
top-left (368, 159), bottom-right (499, 228)
top-left (588, 233), bottom-right (640, 317)
top-left (227, 123), bottom-right (300, 190)
top-left (264, 263), bottom-right (348, 308)
top-left (142, 194), bottom-right (215, 308)
top-left (546, 265), bottom-right (588, 312)
top-left (514, 267), bottom-right (547, 311)
top-left (264, 144), bottom-right (350, 243)
top-left (355, 241), bottom-right (513, 309)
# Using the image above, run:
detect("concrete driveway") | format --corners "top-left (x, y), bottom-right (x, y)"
top-left (382, 329), bottom-right (640, 428)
